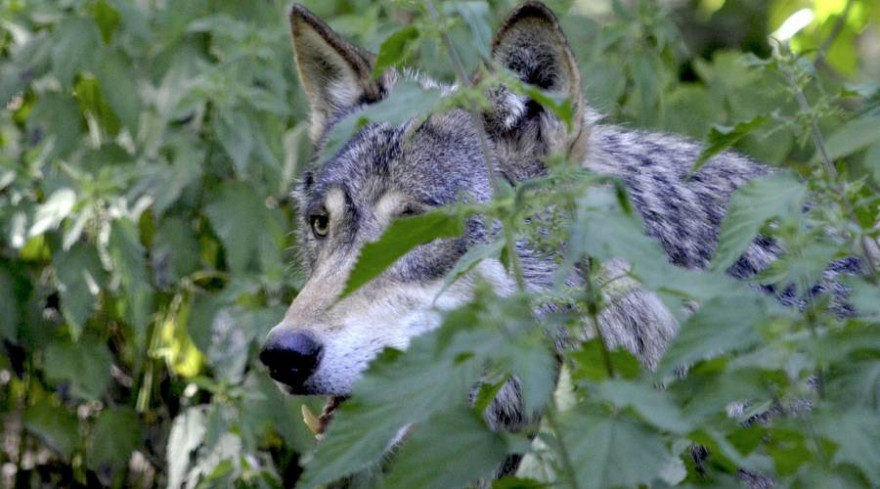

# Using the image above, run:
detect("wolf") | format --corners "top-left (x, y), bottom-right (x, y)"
top-left (259, 0), bottom-right (838, 479)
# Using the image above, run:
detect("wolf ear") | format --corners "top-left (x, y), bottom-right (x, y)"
top-left (290, 5), bottom-right (389, 142)
top-left (486, 1), bottom-right (586, 162)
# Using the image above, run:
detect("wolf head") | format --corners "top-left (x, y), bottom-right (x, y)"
top-left (260, 2), bottom-right (584, 396)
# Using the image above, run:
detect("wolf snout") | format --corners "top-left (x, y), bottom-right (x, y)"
top-left (259, 329), bottom-right (323, 393)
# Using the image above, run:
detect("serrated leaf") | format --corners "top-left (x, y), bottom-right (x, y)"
top-left (692, 115), bottom-right (770, 174)
top-left (711, 172), bottom-right (807, 272)
top-left (215, 110), bottom-right (253, 175)
top-left (109, 219), bottom-right (154, 337)
top-left (372, 26), bottom-right (419, 77)
top-left (204, 182), bottom-right (269, 273)
top-left (94, 48), bottom-right (141, 133)
top-left (88, 408), bottom-right (141, 477)
top-left (817, 410), bottom-right (880, 484)
top-left (23, 401), bottom-right (79, 459)
top-left (44, 340), bottom-right (112, 401)
top-left (657, 295), bottom-right (766, 377)
top-left (296, 326), bottom-right (481, 488)
top-left (558, 407), bottom-right (670, 489)
top-left (384, 405), bottom-right (508, 489)
top-left (52, 16), bottom-right (101, 86)
top-left (818, 114), bottom-right (880, 162)
top-left (593, 380), bottom-right (691, 434)
top-left (320, 81), bottom-right (443, 163)
top-left (340, 210), bottom-right (464, 299)
top-left (53, 243), bottom-right (105, 339)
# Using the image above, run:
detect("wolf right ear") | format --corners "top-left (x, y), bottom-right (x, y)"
top-left (289, 5), bottom-right (390, 142)
top-left (485, 1), bottom-right (586, 163)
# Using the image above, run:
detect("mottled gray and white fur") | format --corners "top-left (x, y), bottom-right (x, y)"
top-left (262, 1), bottom-right (842, 482)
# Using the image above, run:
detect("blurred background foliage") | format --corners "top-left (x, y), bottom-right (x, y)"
top-left (0, 0), bottom-right (878, 487)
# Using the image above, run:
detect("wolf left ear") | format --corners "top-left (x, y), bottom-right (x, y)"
top-left (485, 1), bottom-right (586, 163)
top-left (289, 5), bottom-right (391, 142)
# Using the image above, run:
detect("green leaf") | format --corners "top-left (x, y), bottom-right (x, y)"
top-left (29, 188), bottom-right (77, 237)
top-left (215, 110), bottom-right (253, 175)
top-left (372, 26), bottom-right (419, 77)
top-left (153, 217), bottom-right (201, 285)
top-left (436, 238), bottom-right (504, 300)
top-left (817, 410), bottom-right (880, 485)
top-left (204, 182), bottom-right (271, 273)
top-left (340, 210), bottom-right (464, 299)
top-left (558, 407), bottom-right (670, 489)
top-left (593, 380), bottom-right (691, 434)
top-left (23, 401), bottom-right (79, 459)
top-left (570, 340), bottom-right (641, 382)
top-left (108, 219), bottom-right (154, 337)
top-left (44, 340), bottom-right (112, 401)
top-left (866, 140), bottom-right (880, 184)
top-left (94, 48), bottom-right (141, 133)
top-left (88, 408), bottom-right (141, 476)
top-left (296, 327), bottom-right (481, 488)
top-left (53, 243), bottom-right (106, 339)
top-left (692, 115), bottom-right (770, 174)
top-left (818, 114), bottom-right (880, 162)
top-left (711, 172), bottom-right (807, 272)
top-left (384, 405), bottom-right (509, 489)
top-left (51, 16), bottom-right (101, 87)
top-left (657, 295), bottom-right (767, 377)
top-left (321, 81), bottom-right (443, 163)
top-left (28, 92), bottom-right (84, 158)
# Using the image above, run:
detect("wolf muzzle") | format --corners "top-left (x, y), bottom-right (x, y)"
top-left (259, 330), bottom-right (323, 392)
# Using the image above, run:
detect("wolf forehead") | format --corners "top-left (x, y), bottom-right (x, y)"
top-left (297, 108), bottom-right (493, 210)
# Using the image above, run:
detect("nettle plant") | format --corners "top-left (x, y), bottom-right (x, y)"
top-left (1, 0), bottom-right (879, 488)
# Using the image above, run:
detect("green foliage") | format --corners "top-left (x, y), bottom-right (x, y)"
top-left (2, 0), bottom-right (880, 488)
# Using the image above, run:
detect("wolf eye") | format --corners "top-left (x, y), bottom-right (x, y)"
top-left (309, 214), bottom-right (330, 238)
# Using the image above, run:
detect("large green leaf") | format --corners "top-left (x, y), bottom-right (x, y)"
top-left (592, 380), bottom-right (692, 434)
top-left (23, 401), bottom-right (79, 459)
top-left (51, 16), bottom-right (101, 87)
top-left (109, 219), bottom-right (155, 338)
top-left (88, 408), bottom-right (141, 476)
top-left (340, 210), bottom-right (464, 299)
top-left (657, 295), bottom-right (767, 377)
top-left (817, 410), bottom-right (880, 485)
top-left (296, 323), bottom-right (482, 488)
top-left (53, 243), bottom-right (106, 339)
top-left (44, 340), bottom-right (113, 401)
top-left (558, 407), bottom-right (670, 489)
top-left (94, 48), bottom-right (141, 133)
top-left (818, 115), bottom-right (880, 162)
top-left (384, 405), bottom-right (509, 489)
top-left (711, 172), bottom-right (807, 273)
top-left (204, 182), bottom-right (271, 273)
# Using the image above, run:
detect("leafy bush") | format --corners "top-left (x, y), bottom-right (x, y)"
top-left (1, 0), bottom-right (879, 488)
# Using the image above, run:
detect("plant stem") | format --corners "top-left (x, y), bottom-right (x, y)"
top-left (544, 400), bottom-right (582, 489)
top-left (781, 59), bottom-right (879, 282)
top-left (424, 0), bottom-right (527, 290)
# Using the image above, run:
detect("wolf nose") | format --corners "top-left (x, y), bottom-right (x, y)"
top-left (260, 330), bottom-right (323, 391)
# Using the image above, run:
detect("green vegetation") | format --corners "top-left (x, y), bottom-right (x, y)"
top-left (2, 0), bottom-right (879, 488)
